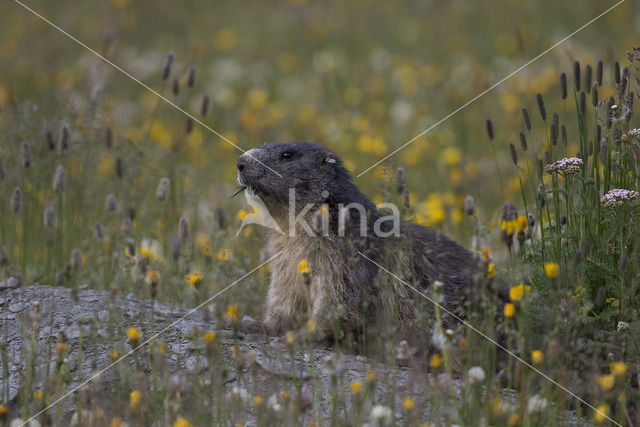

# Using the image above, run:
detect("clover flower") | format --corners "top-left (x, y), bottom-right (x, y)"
top-left (544, 157), bottom-right (583, 175)
top-left (600, 188), bottom-right (639, 207)
top-left (467, 366), bottom-right (486, 384)
top-left (369, 405), bottom-right (392, 426)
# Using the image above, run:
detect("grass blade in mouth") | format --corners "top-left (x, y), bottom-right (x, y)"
top-left (226, 185), bottom-right (247, 199)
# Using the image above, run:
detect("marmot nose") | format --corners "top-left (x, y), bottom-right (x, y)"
top-left (237, 158), bottom-right (246, 172)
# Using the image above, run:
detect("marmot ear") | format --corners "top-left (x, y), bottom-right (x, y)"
top-left (323, 156), bottom-right (337, 165)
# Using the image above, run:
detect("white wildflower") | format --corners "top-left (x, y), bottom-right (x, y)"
top-left (369, 405), bottom-right (393, 426)
top-left (468, 366), bottom-right (486, 384)
top-left (600, 188), bottom-right (639, 208)
top-left (527, 394), bottom-right (548, 413)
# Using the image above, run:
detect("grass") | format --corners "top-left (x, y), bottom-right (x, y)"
top-left (1, 0), bottom-right (640, 425)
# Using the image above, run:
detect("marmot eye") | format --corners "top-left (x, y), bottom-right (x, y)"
top-left (281, 151), bottom-right (293, 160)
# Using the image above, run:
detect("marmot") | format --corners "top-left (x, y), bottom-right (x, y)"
top-left (236, 142), bottom-right (505, 351)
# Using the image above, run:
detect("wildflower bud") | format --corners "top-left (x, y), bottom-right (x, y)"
top-left (215, 206), bottom-right (227, 230)
top-left (464, 195), bottom-right (475, 216)
top-left (186, 117), bottom-right (193, 134)
top-left (11, 187), bottom-right (22, 212)
top-left (162, 51), bottom-right (174, 80)
top-left (70, 248), bottom-right (82, 269)
top-left (614, 61), bottom-right (620, 84)
top-left (522, 108), bottom-right (531, 131)
top-left (156, 177), bottom-right (170, 201)
top-left (527, 213), bottom-right (535, 228)
top-left (172, 79), bottom-right (180, 96)
top-left (573, 60), bottom-right (581, 92)
top-left (21, 141), bottom-right (32, 168)
top-left (579, 91), bottom-right (586, 116)
top-left (58, 124), bottom-right (69, 154)
top-left (105, 194), bottom-right (118, 212)
top-left (178, 216), bottom-right (189, 240)
top-left (536, 185), bottom-right (546, 208)
top-left (519, 131), bottom-right (527, 151)
top-left (560, 72), bottom-right (567, 100)
top-left (536, 93), bottom-right (546, 121)
top-left (120, 217), bottom-right (132, 236)
top-left (553, 112), bottom-right (559, 130)
top-left (126, 238), bottom-right (136, 256)
top-left (591, 84), bottom-right (599, 107)
top-left (170, 233), bottom-right (181, 260)
top-left (509, 143), bottom-right (518, 165)
top-left (115, 157), bottom-right (124, 179)
top-left (596, 60), bottom-right (603, 87)
top-left (43, 205), bottom-right (55, 228)
top-left (187, 66), bottom-right (197, 88)
top-left (561, 125), bottom-right (567, 147)
top-left (560, 215), bottom-right (567, 226)
top-left (46, 130), bottom-right (55, 150)
top-left (201, 95), bottom-right (210, 117)
top-left (550, 123), bottom-right (558, 146)
top-left (585, 64), bottom-right (592, 94)
top-left (50, 165), bottom-right (66, 194)
top-left (485, 119), bottom-right (494, 141)
top-left (0, 156), bottom-right (5, 181)
top-left (396, 167), bottom-right (405, 194)
top-left (105, 126), bottom-right (113, 149)
top-left (0, 246), bottom-right (8, 265)
top-left (95, 222), bottom-right (106, 240)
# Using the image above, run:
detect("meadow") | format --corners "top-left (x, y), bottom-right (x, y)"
top-left (1, 0), bottom-right (639, 425)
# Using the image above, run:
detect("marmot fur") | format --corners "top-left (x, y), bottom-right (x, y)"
top-left (237, 142), bottom-right (505, 350)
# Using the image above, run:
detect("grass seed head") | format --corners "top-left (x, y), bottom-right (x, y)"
top-left (105, 126), bottom-right (113, 149)
top-left (53, 164), bottom-right (66, 193)
top-left (536, 93), bottom-right (546, 121)
top-left (560, 72), bottom-right (567, 100)
top-left (0, 156), bottom-right (4, 181)
top-left (509, 143), bottom-right (518, 165)
top-left (11, 187), bottom-right (22, 213)
top-left (201, 95), bottom-right (210, 117)
top-left (614, 61), bottom-right (620, 84)
top-left (522, 108), bottom-right (531, 130)
top-left (43, 205), bottom-right (55, 228)
top-left (163, 51), bottom-right (175, 80)
top-left (156, 177), bottom-right (171, 201)
top-left (519, 131), bottom-right (527, 151)
top-left (464, 195), bottom-right (475, 216)
top-left (71, 248), bottom-right (82, 269)
top-left (172, 79), bottom-right (180, 96)
top-left (95, 222), bottom-right (106, 240)
top-left (573, 60), bottom-right (581, 92)
top-left (58, 124), bottom-right (69, 154)
top-left (105, 194), bottom-right (118, 212)
top-left (179, 216), bottom-right (189, 240)
top-left (187, 66), bottom-right (197, 88)
top-left (486, 119), bottom-right (494, 140)
top-left (21, 141), bottom-right (32, 168)
top-left (396, 167), bottom-right (405, 194)
top-left (585, 64), bottom-right (592, 94)
top-left (596, 60), bottom-right (603, 86)
top-left (120, 217), bottom-right (132, 236)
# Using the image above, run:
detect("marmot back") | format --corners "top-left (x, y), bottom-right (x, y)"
top-left (236, 142), bottom-right (505, 353)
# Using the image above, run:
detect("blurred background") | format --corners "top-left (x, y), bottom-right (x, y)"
top-left (0, 0), bottom-right (637, 298)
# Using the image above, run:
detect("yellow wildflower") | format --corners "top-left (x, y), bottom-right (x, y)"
top-left (487, 262), bottom-right (496, 278)
top-left (225, 305), bottom-right (239, 323)
top-left (94, 408), bottom-right (104, 419)
top-left (544, 262), bottom-right (559, 279)
top-left (146, 270), bottom-right (159, 284)
top-left (157, 342), bottom-right (166, 355)
top-left (185, 271), bottom-right (203, 288)
top-left (610, 361), bottom-right (627, 376)
top-left (598, 374), bottom-right (615, 391)
top-left (349, 381), bottom-right (363, 394)
top-left (213, 28), bottom-right (237, 52)
top-left (402, 397), bottom-right (415, 411)
top-left (508, 413), bottom-right (520, 426)
top-left (195, 233), bottom-right (214, 257)
top-left (110, 350), bottom-right (119, 360)
top-left (285, 331), bottom-right (294, 345)
top-left (441, 147), bottom-right (461, 167)
top-left (126, 327), bottom-right (142, 343)
top-left (366, 369), bottom-right (376, 383)
top-left (216, 249), bottom-right (231, 262)
top-left (253, 395), bottom-right (264, 406)
top-left (0, 404), bottom-right (7, 416)
top-left (509, 284), bottom-right (531, 302)
top-left (129, 390), bottom-right (142, 408)
top-left (481, 248), bottom-right (490, 262)
top-left (204, 331), bottom-right (216, 343)
top-left (531, 350), bottom-right (544, 365)
top-left (594, 402), bottom-right (610, 424)
top-left (56, 342), bottom-right (69, 354)
top-left (306, 319), bottom-right (316, 333)
top-left (491, 395), bottom-right (506, 415)
top-left (33, 390), bottom-right (43, 400)
top-left (500, 219), bottom-right (518, 237)
top-left (516, 215), bottom-right (528, 231)
top-left (429, 353), bottom-right (442, 369)
top-left (173, 416), bottom-right (193, 427)
top-left (281, 389), bottom-right (290, 399)
top-left (298, 259), bottom-right (310, 274)
top-left (110, 418), bottom-right (123, 427)
top-left (237, 209), bottom-right (248, 220)
top-left (504, 303), bottom-right (515, 318)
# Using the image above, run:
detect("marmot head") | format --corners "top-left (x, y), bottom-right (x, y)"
top-left (236, 142), bottom-right (356, 216)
